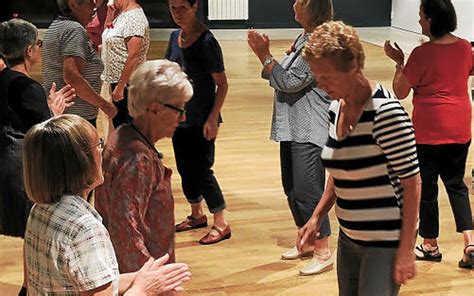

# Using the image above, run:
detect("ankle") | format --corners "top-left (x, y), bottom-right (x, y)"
top-left (313, 249), bottom-right (331, 260)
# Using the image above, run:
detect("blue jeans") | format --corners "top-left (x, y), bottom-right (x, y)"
top-left (337, 231), bottom-right (400, 296)
top-left (280, 141), bottom-right (330, 238)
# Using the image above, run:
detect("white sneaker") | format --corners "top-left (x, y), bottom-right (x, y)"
top-left (299, 255), bottom-right (334, 275)
top-left (281, 246), bottom-right (313, 260)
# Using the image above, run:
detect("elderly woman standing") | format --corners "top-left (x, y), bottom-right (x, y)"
top-left (166, 0), bottom-right (231, 245)
top-left (42, 0), bottom-right (117, 126)
top-left (95, 60), bottom-right (193, 273)
top-left (298, 21), bottom-right (421, 295)
top-left (101, 0), bottom-right (150, 127)
top-left (0, 18), bottom-right (74, 238)
top-left (385, 0), bottom-right (474, 269)
top-left (247, 0), bottom-right (333, 275)
top-left (23, 114), bottom-right (191, 295)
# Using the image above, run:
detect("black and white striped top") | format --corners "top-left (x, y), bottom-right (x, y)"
top-left (321, 84), bottom-right (419, 247)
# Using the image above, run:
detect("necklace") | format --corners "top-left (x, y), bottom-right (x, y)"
top-left (129, 123), bottom-right (163, 159)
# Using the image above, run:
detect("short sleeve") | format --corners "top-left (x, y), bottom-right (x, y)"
top-left (403, 46), bottom-right (424, 88)
top-left (66, 217), bottom-right (117, 291)
top-left (122, 11), bottom-right (148, 39)
top-left (373, 100), bottom-right (419, 179)
top-left (202, 33), bottom-right (225, 73)
top-left (61, 25), bottom-right (89, 60)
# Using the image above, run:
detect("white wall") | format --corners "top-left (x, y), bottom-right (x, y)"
top-left (392, 0), bottom-right (474, 40)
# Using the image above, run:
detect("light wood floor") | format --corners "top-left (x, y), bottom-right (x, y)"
top-left (1, 38), bottom-right (473, 295)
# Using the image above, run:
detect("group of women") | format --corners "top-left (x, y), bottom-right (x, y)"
top-left (0, 0), bottom-right (473, 295)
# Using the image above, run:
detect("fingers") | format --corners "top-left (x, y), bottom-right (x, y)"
top-left (150, 253), bottom-right (169, 269)
top-left (140, 257), bottom-right (155, 272)
top-left (394, 42), bottom-right (402, 52)
top-left (49, 82), bottom-right (57, 95)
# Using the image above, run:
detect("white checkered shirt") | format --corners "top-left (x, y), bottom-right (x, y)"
top-left (25, 195), bottom-right (119, 295)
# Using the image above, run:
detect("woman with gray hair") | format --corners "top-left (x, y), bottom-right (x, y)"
top-left (95, 60), bottom-right (193, 273)
top-left (0, 18), bottom-right (74, 238)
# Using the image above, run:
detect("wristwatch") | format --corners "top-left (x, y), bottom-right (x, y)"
top-left (263, 56), bottom-right (274, 67)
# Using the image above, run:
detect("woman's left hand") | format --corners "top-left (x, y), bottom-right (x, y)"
top-left (393, 247), bottom-right (416, 285)
top-left (112, 83), bottom-right (125, 101)
top-left (384, 40), bottom-right (405, 66)
top-left (247, 29), bottom-right (271, 61)
top-left (203, 116), bottom-right (219, 141)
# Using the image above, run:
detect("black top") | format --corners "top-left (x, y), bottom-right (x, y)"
top-left (0, 68), bottom-right (51, 238)
top-left (0, 68), bottom-right (51, 133)
top-left (165, 29), bottom-right (224, 127)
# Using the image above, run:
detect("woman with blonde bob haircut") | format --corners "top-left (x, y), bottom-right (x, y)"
top-left (23, 114), bottom-right (191, 295)
top-left (95, 60), bottom-right (194, 273)
top-left (248, 0), bottom-right (334, 276)
top-left (298, 21), bottom-right (421, 295)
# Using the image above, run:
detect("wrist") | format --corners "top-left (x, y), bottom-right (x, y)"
top-left (262, 55), bottom-right (274, 67)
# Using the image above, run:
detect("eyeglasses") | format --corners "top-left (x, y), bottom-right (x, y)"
top-left (35, 39), bottom-right (43, 48)
top-left (91, 138), bottom-right (105, 150)
top-left (159, 101), bottom-right (186, 117)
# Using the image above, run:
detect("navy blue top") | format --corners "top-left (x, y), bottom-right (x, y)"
top-left (165, 29), bottom-right (224, 127)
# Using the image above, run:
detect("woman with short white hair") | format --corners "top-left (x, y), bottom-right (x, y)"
top-left (95, 60), bottom-right (193, 273)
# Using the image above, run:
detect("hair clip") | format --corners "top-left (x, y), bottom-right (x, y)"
top-left (12, 13), bottom-right (20, 19)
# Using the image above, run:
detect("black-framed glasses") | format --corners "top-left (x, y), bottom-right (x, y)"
top-left (91, 138), bottom-right (105, 150)
top-left (159, 101), bottom-right (186, 117)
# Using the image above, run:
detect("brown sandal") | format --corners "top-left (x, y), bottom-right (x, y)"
top-left (199, 225), bottom-right (231, 245)
top-left (175, 215), bottom-right (208, 232)
top-left (458, 244), bottom-right (474, 269)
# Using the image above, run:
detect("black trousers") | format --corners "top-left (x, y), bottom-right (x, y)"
top-left (111, 83), bottom-right (132, 128)
top-left (172, 126), bottom-right (226, 214)
top-left (417, 142), bottom-right (473, 238)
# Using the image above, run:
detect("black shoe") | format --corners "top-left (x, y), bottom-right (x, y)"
top-left (458, 244), bottom-right (474, 269)
top-left (415, 244), bottom-right (442, 262)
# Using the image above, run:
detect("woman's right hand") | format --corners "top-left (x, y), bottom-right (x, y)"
top-left (296, 215), bottom-right (321, 253)
top-left (247, 30), bottom-right (271, 61)
top-left (126, 254), bottom-right (191, 295)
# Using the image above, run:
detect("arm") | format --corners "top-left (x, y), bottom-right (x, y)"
top-left (248, 30), bottom-right (313, 93)
top-left (63, 56), bottom-right (117, 117)
top-left (384, 40), bottom-right (411, 99)
top-left (203, 71), bottom-right (228, 140)
top-left (393, 173), bottom-right (421, 285)
top-left (391, 64), bottom-right (411, 100)
top-left (297, 175), bottom-right (337, 251)
top-left (111, 36), bottom-right (144, 101)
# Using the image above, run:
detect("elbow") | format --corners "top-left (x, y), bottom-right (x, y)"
top-left (394, 87), bottom-right (410, 100)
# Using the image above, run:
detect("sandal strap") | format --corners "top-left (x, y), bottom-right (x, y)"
top-left (211, 225), bottom-right (225, 236)
top-left (463, 244), bottom-right (474, 255)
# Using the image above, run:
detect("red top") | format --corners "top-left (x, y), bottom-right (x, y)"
top-left (403, 38), bottom-right (473, 145)
top-left (95, 124), bottom-right (175, 273)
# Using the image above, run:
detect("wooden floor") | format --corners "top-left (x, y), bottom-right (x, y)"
top-left (1, 37), bottom-right (473, 295)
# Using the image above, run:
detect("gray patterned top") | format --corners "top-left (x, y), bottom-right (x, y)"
top-left (263, 32), bottom-right (331, 148)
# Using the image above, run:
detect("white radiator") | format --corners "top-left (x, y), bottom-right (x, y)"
top-left (208, 0), bottom-right (249, 20)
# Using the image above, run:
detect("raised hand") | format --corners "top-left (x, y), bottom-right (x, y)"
top-left (48, 83), bottom-right (75, 116)
top-left (384, 40), bottom-right (405, 66)
top-left (247, 29), bottom-right (271, 61)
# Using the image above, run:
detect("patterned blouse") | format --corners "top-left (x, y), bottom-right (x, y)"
top-left (101, 8), bottom-right (150, 83)
top-left (263, 32), bottom-right (331, 148)
top-left (95, 123), bottom-right (175, 273)
top-left (25, 195), bottom-right (119, 295)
